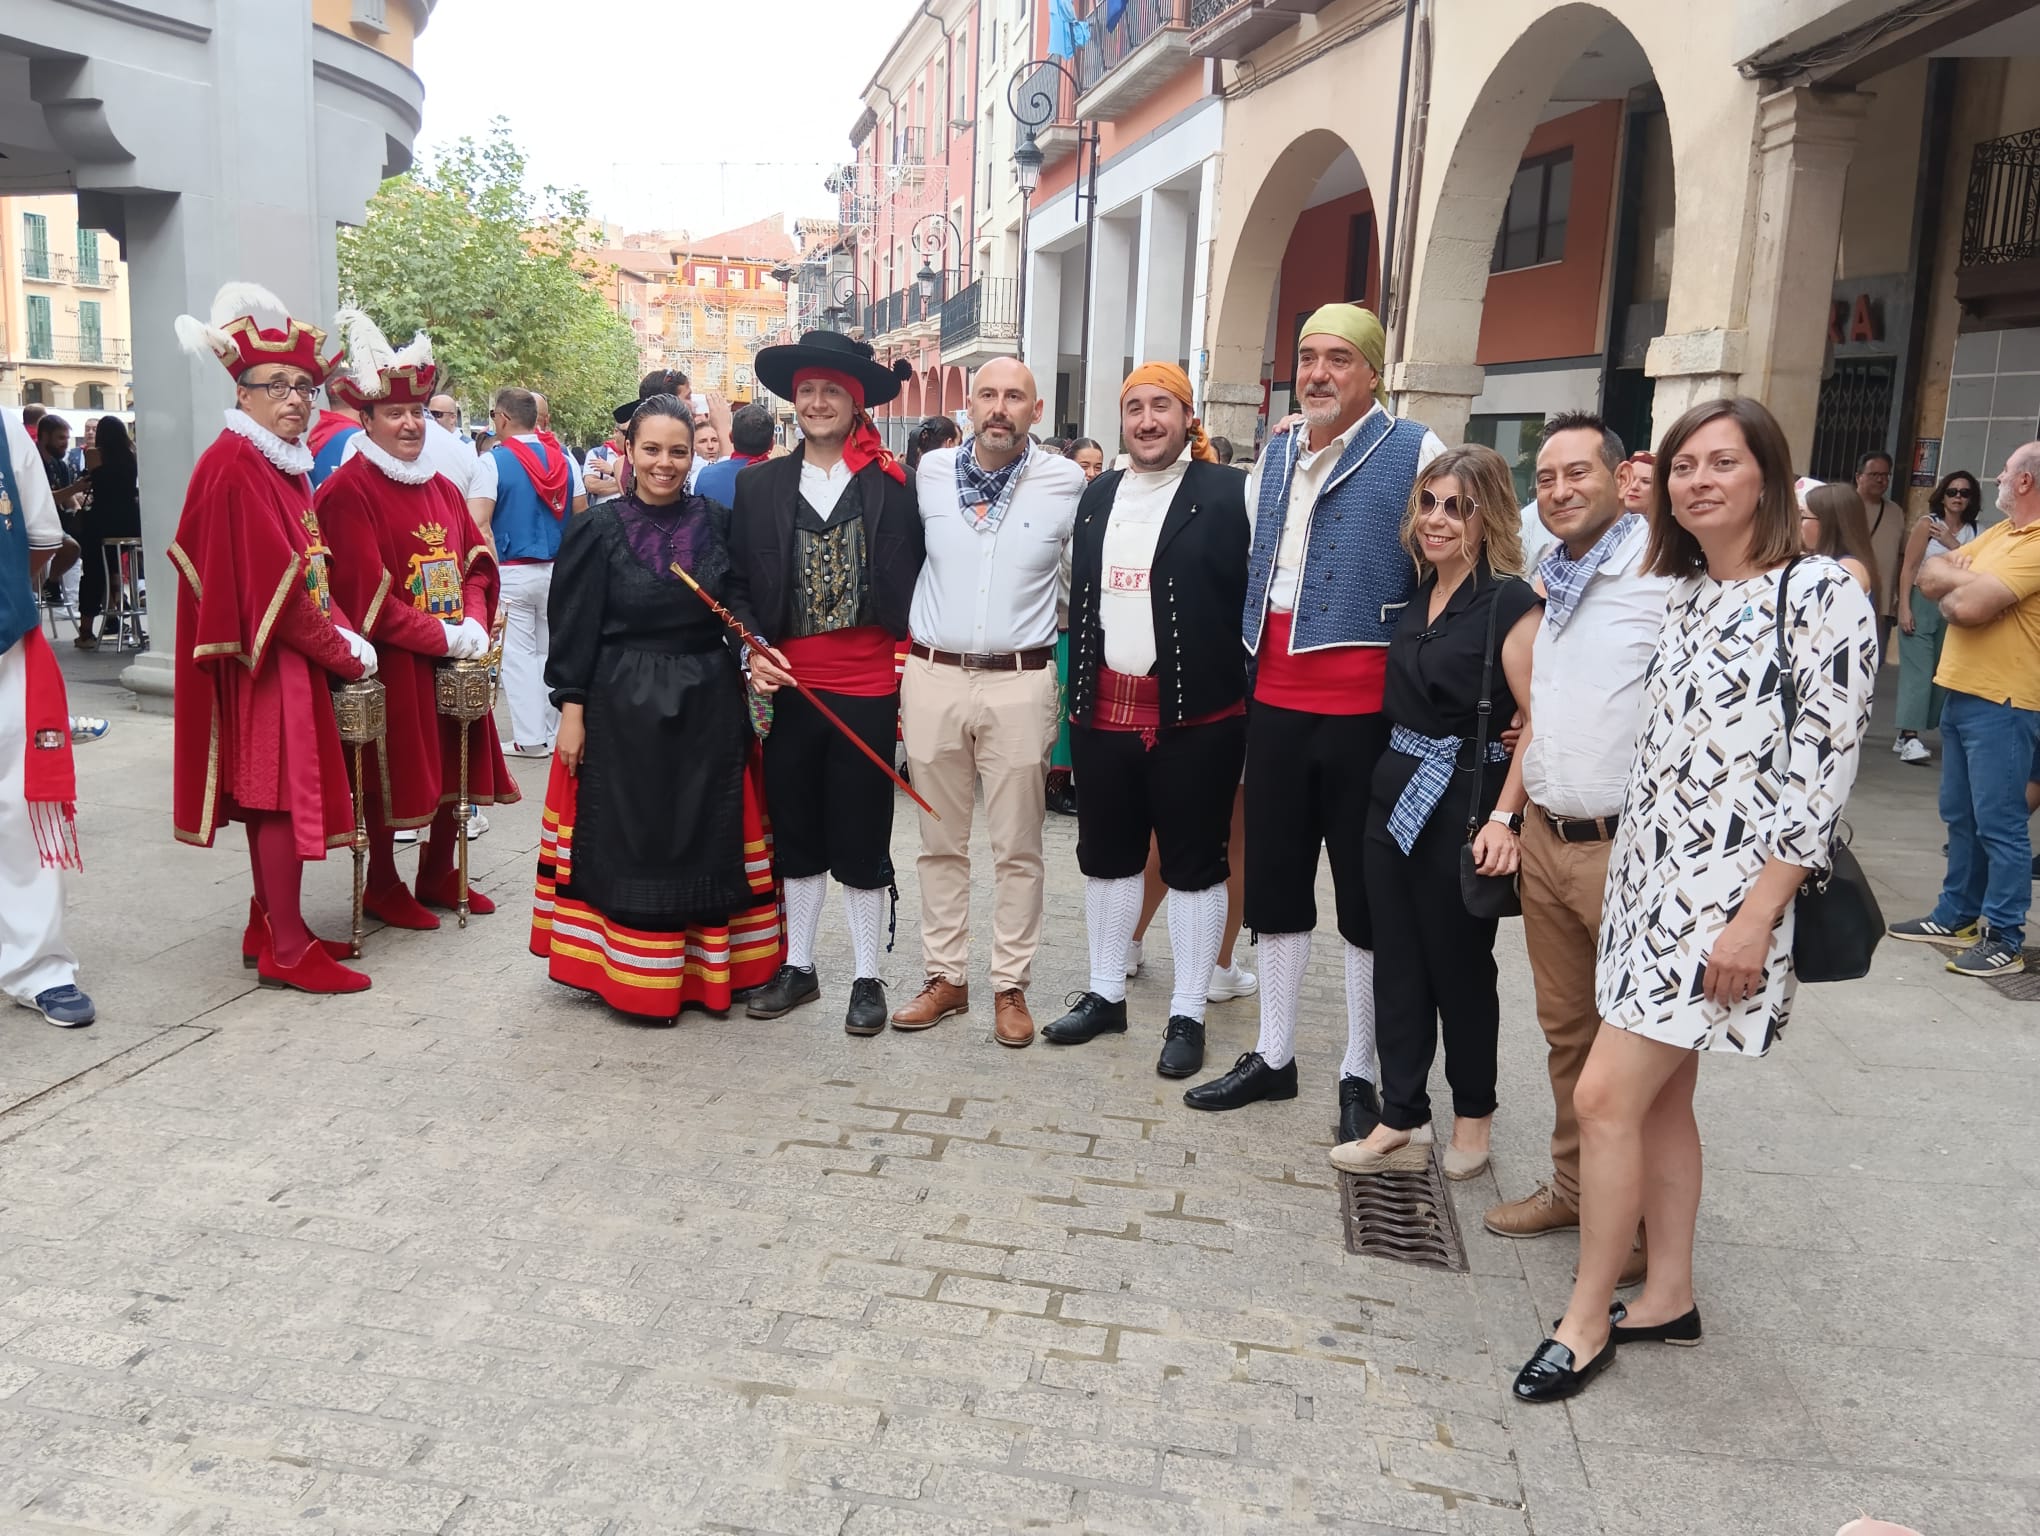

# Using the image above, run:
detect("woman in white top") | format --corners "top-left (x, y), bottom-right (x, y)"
top-left (1893, 469), bottom-right (1982, 762)
top-left (1511, 397), bottom-right (1876, 1405)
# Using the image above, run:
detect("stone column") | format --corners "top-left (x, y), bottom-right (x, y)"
top-left (1020, 241), bottom-right (1063, 398)
top-left (1187, 159), bottom-right (1219, 419)
top-left (1387, 360), bottom-right (1485, 444)
top-left (1736, 87), bottom-right (1870, 469)
top-left (1131, 187), bottom-right (1190, 371)
top-left (1083, 213), bottom-right (1137, 444)
top-left (1645, 328), bottom-right (1749, 451)
top-left (1202, 381), bottom-right (1264, 455)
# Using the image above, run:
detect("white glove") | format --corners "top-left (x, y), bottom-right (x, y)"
top-left (438, 621), bottom-right (464, 657)
top-left (337, 626), bottom-right (378, 678)
top-left (455, 617), bottom-right (490, 658)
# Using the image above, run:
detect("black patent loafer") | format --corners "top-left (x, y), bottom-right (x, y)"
top-left (746, 964), bottom-right (820, 1019)
top-left (1337, 1075), bottom-right (1381, 1143)
top-left (1156, 1016), bottom-right (1205, 1079)
top-left (1042, 992), bottom-right (1128, 1045)
top-left (1609, 1301), bottom-right (1702, 1346)
top-left (1511, 1335), bottom-right (1617, 1403)
top-left (844, 976), bottom-right (887, 1037)
top-left (1183, 1051), bottom-right (1298, 1111)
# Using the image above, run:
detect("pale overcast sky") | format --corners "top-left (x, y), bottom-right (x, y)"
top-left (412, 0), bottom-right (883, 238)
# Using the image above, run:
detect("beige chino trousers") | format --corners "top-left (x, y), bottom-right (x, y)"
top-left (899, 655), bottom-right (1061, 992)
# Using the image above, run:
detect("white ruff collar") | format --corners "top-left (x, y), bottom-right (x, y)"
top-left (354, 433), bottom-right (436, 486)
top-left (223, 409), bottom-right (314, 476)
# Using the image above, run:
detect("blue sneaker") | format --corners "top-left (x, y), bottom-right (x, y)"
top-left (68, 715), bottom-right (109, 744)
top-left (25, 985), bottom-right (96, 1028)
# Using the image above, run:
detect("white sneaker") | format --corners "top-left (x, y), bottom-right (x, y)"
top-left (1125, 938), bottom-right (1143, 977)
top-left (393, 828), bottom-right (420, 845)
top-left (1207, 962), bottom-right (1258, 1002)
top-left (1891, 735), bottom-right (1906, 755)
top-left (1898, 737), bottom-right (1931, 765)
top-left (467, 809), bottom-right (490, 838)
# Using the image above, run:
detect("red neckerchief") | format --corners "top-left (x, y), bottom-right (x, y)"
top-left (19, 628), bottom-right (79, 869)
top-left (792, 366), bottom-right (906, 485)
top-left (500, 433), bottom-right (570, 518)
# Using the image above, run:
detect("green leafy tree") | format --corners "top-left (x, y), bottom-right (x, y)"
top-left (338, 122), bottom-right (637, 445)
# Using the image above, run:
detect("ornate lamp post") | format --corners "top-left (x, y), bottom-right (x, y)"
top-left (1008, 58), bottom-right (1100, 432)
top-left (913, 211), bottom-right (965, 312)
top-left (821, 272), bottom-right (872, 333)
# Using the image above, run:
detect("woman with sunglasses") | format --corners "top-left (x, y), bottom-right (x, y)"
top-left (1331, 445), bottom-right (1541, 1180)
top-left (1893, 470), bottom-right (1982, 763)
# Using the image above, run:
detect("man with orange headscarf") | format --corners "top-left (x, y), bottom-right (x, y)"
top-left (1041, 364), bottom-right (1249, 1083)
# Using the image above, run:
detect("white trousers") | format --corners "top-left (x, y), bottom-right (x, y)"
top-left (0, 641), bottom-right (76, 1003)
top-left (498, 561), bottom-right (559, 751)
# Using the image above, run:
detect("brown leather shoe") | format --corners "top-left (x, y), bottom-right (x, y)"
top-left (1484, 1181), bottom-right (1580, 1239)
top-left (891, 976), bottom-right (967, 1030)
top-left (992, 988), bottom-right (1034, 1048)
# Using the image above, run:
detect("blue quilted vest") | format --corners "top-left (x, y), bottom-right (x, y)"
top-left (488, 443), bottom-right (568, 564)
top-left (1244, 410), bottom-right (1425, 654)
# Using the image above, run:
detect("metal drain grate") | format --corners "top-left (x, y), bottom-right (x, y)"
top-left (1926, 941), bottom-right (2040, 1002)
top-left (1337, 1144), bottom-right (1468, 1272)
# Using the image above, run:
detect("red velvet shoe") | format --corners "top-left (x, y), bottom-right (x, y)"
top-left (257, 933), bottom-right (371, 994)
top-left (415, 871), bottom-right (495, 916)
top-left (241, 900), bottom-right (355, 967)
top-left (363, 882), bottom-right (441, 931)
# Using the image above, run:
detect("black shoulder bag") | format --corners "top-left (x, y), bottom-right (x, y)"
top-left (1771, 558), bottom-right (1882, 982)
top-left (1459, 577), bottom-right (1523, 920)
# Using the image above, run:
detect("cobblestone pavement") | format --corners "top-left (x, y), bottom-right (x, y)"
top-left (0, 659), bottom-right (2034, 1536)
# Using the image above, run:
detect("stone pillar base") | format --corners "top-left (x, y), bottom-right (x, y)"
top-left (1388, 361), bottom-right (1484, 443)
top-left (1202, 380), bottom-right (1264, 455)
top-left (121, 651), bottom-right (174, 716)
top-left (1645, 329), bottom-right (1749, 448)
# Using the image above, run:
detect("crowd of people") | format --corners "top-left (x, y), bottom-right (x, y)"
top-left (5, 282), bottom-right (2040, 1415)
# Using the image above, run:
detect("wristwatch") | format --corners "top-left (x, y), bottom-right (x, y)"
top-left (1488, 810), bottom-right (1523, 834)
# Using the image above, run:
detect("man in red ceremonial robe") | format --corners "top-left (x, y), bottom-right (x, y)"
top-left (169, 282), bottom-right (381, 995)
top-left (318, 313), bottom-right (519, 928)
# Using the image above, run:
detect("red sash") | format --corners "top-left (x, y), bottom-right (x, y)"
top-left (502, 434), bottom-right (570, 518)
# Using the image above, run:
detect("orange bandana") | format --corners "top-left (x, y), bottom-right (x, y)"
top-left (1120, 362), bottom-right (1217, 462)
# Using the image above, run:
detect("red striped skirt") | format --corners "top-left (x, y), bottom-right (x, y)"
top-left (529, 745), bottom-right (785, 1018)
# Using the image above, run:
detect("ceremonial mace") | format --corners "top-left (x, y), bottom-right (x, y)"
top-left (432, 615), bottom-right (508, 928)
top-left (669, 563), bottom-right (938, 820)
top-left (329, 678), bottom-right (387, 957)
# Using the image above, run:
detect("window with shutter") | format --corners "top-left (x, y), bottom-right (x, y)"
top-left (76, 228), bottom-right (99, 285)
top-left (79, 300), bottom-right (102, 363)
top-left (22, 213), bottom-right (48, 280)
top-left (351, 0), bottom-right (389, 32)
top-left (27, 295), bottom-right (52, 358)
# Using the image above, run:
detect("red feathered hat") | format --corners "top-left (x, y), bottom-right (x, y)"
top-left (324, 308), bottom-right (439, 411)
top-left (174, 282), bottom-right (344, 386)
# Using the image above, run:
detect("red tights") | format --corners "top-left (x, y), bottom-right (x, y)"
top-left (246, 813), bottom-right (313, 964)
top-left (367, 803), bottom-right (463, 892)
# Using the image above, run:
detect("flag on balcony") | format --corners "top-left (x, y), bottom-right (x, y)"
top-left (1048, 0), bottom-right (1088, 59)
top-left (1106, 0), bottom-right (1128, 27)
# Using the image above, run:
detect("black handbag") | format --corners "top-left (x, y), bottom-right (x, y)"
top-left (1459, 576), bottom-right (1523, 920)
top-left (1770, 558), bottom-right (1883, 982)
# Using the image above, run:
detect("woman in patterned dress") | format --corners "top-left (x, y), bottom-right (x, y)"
top-left (1512, 397), bottom-right (1877, 1403)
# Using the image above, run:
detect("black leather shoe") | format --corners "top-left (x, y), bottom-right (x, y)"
top-left (1183, 1051), bottom-right (1298, 1111)
top-left (1045, 773), bottom-right (1078, 817)
top-left (1337, 1075), bottom-right (1380, 1143)
top-left (1156, 1017), bottom-right (1205, 1078)
top-left (1608, 1301), bottom-right (1702, 1346)
top-left (1042, 992), bottom-right (1127, 1045)
top-left (746, 964), bottom-right (820, 1019)
top-left (1511, 1335), bottom-right (1616, 1403)
top-left (844, 976), bottom-right (887, 1036)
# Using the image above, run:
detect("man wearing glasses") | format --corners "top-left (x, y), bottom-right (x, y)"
top-left (1854, 450), bottom-right (1906, 656)
top-left (168, 283), bottom-right (381, 995)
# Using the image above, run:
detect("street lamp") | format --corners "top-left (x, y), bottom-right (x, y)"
top-left (912, 211), bottom-right (964, 313)
top-left (1008, 59), bottom-right (1100, 435)
top-left (822, 272), bottom-right (871, 333)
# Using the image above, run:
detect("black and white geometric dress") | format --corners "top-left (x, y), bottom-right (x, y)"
top-left (1595, 557), bottom-right (1878, 1055)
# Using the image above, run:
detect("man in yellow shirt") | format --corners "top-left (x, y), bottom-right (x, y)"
top-left (1889, 441), bottom-right (2040, 976)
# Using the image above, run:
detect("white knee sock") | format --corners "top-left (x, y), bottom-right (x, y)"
top-left (1341, 943), bottom-right (1377, 1084)
top-left (783, 874), bottom-right (827, 971)
top-left (1085, 875), bottom-right (1144, 1002)
top-left (1253, 930), bottom-right (1311, 1069)
top-left (1166, 883), bottom-right (1228, 1023)
top-left (843, 884), bottom-right (885, 980)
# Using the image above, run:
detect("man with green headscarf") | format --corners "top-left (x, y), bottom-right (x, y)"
top-left (1181, 303), bottom-right (1444, 1137)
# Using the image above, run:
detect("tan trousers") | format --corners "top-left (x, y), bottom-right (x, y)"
top-left (899, 655), bottom-right (1061, 991)
top-left (1517, 806), bottom-right (1616, 1205)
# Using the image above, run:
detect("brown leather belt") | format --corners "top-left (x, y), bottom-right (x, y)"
top-left (1543, 809), bottom-right (1620, 844)
top-left (909, 642), bottom-right (1056, 672)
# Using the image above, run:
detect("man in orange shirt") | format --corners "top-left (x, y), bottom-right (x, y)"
top-left (1889, 441), bottom-right (2040, 977)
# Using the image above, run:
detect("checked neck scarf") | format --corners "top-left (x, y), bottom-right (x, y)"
top-left (955, 438), bottom-right (1031, 534)
top-left (1538, 512), bottom-right (1641, 633)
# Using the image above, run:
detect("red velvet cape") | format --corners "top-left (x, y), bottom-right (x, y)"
top-left (169, 430), bottom-right (362, 859)
top-left (318, 452), bottom-right (521, 827)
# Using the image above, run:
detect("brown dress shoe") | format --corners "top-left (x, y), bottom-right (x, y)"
top-left (1484, 1182), bottom-right (1580, 1239)
top-left (992, 988), bottom-right (1034, 1048)
top-left (892, 976), bottom-right (967, 1030)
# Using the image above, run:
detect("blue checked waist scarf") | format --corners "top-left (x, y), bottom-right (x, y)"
top-left (956, 438), bottom-right (1031, 533)
top-left (1538, 512), bottom-right (1641, 632)
top-left (1386, 723), bottom-right (1509, 855)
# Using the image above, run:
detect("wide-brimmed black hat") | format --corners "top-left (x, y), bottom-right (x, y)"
top-left (612, 367), bottom-right (688, 427)
top-left (754, 330), bottom-right (912, 408)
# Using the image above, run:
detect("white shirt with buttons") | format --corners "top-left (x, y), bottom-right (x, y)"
top-left (908, 446), bottom-right (1087, 655)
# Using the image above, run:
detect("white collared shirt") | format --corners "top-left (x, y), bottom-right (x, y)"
top-left (1521, 518), bottom-right (1673, 819)
top-left (1100, 452), bottom-right (1189, 676)
top-left (1244, 403), bottom-right (1445, 614)
top-left (800, 456), bottom-right (854, 519)
top-left (908, 446), bottom-right (1087, 654)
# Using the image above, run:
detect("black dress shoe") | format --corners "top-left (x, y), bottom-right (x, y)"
top-left (1183, 1051), bottom-right (1298, 1111)
top-left (1156, 1017), bottom-right (1205, 1078)
top-left (1045, 776), bottom-right (1079, 817)
top-left (746, 964), bottom-right (820, 1019)
top-left (844, 976), bottom-right (887, 1037)
top-left (1042, 992), bottom-right (1127, 1044)
top-left (1511, 1334), bottom-right (1616, 1403)
top-left (1608, 1301), bottom-right (1702, 1346)
top-left (1337, 1075), bottom-right (1380, 1143)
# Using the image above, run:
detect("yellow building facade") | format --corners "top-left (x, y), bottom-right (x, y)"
top-left (0, 195), bottom-right (133, 413)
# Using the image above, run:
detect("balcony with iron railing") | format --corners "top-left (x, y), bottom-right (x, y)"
top-left (20, 253), bottom-right (118, 287)
top-left (1187, 0), bottom-right (1332, 61)
top-left (21, 333), bottom-right (130, 367)
top-left (1957, 127), bottom-right (2040, 326)
top-left (940, 276), bottom-right (1020, 361)
top-left (1073, 0), bottom-right (1193, 122)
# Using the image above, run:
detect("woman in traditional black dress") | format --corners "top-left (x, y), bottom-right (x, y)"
top-left (529, 396), bottom-right (784, 1016)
